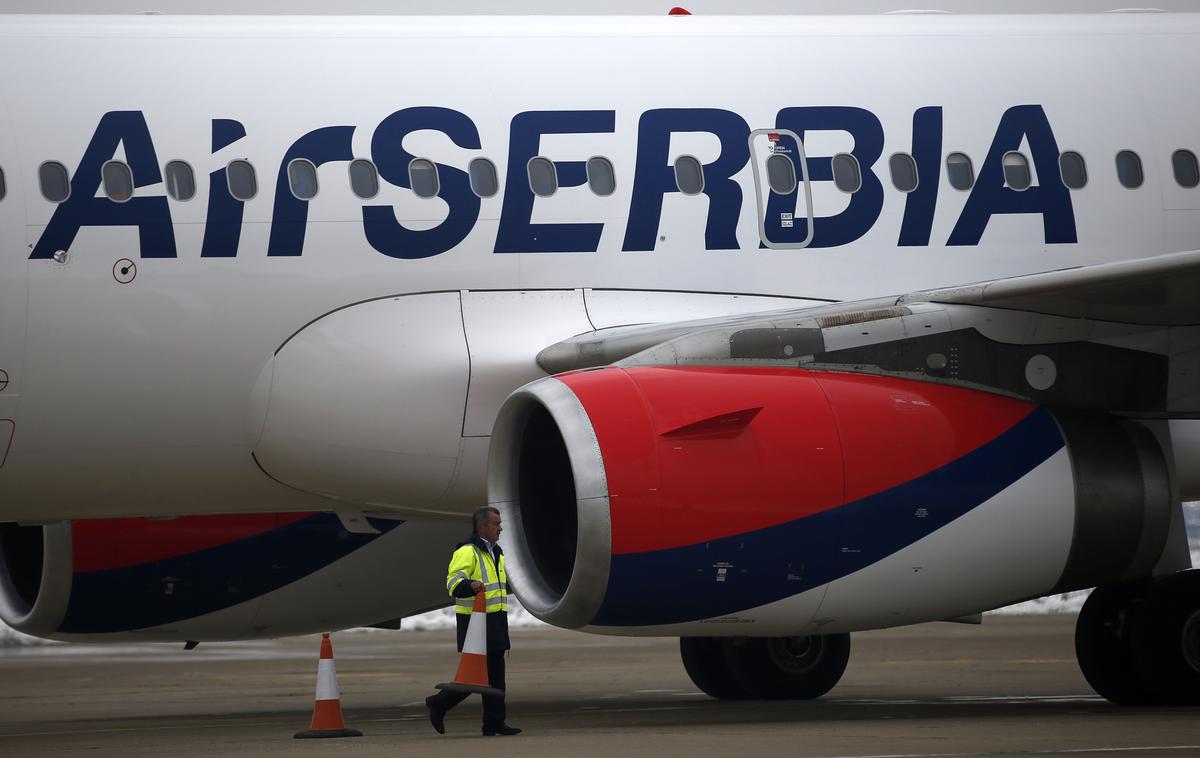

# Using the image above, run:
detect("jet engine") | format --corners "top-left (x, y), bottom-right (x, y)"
top-left (0, 512), bottom-right (459, 642)
top-left (490, 366), bottom-right (1172, 636)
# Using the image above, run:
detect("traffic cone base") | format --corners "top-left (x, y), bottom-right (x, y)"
top-left (435, 592), bottom-right (505, 699)
top-left (294, 633), bottom-right (363, 740)
top-left (294, 728), bottom-right (364, 739)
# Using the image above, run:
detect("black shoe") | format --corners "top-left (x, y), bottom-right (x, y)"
top-left (482, 724), bottom-right (522, 736)
top-left (425, 696), bottom-right (445, 735)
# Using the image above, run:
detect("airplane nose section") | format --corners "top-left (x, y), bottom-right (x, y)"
top-left (250, 292), bottom-right (471, 514)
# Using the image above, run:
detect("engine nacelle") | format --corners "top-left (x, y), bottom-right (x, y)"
top-left (0, 512), bottom-right (460, 642)
top-left (489, 367), bottom-right (1172, 636)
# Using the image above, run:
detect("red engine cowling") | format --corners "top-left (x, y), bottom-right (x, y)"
top-left (0, 512), bottom-right (461, 642)
top-left (488, 366), bottom-right (1171, 635)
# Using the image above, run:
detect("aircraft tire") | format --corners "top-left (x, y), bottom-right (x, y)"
top-left (679, 637), bottom-right (750, 699)
top-left (1128, 569), bottom-right (1200, 706)
top-left (1075, 583), bottom-right (1156, 705)
top-left (723, 633), bottom-right (850, 700)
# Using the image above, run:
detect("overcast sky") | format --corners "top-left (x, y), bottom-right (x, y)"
top-left (4, 1), bottom-right (1200, 14)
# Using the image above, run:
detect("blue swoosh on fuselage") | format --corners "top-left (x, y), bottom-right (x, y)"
top-left (61, 513), bottom-right (400, 634)
top-left (591, 407), bottom-right (1065, 627)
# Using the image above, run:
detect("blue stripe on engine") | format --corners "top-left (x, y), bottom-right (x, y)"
top-left (60, 513), bottom-right (400, 633)
top-left (591, 407), bottom-right (1064, 627)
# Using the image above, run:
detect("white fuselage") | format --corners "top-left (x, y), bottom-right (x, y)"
top-left (0, 13), bottom-right (1196, 522)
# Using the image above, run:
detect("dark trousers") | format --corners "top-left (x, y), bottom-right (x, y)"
top-left (430, 650), bottom-right (506, 728)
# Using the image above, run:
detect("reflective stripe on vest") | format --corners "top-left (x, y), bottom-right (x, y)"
top-left (453, 546), bottom-right (508, 615)
top-left (447, 570), bottom-right (470, 594)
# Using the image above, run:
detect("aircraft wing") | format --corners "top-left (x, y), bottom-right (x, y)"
top-left (538, 249), bottom-right (1200, 416)
top-left (901, 248), bottom-right (1200, 327)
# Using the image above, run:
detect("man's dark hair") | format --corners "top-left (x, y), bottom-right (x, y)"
top-left (472, 506), bottom-right (500, 534)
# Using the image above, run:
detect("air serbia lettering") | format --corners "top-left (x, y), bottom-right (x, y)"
top-left (29, 105), bottom-right (1077, 261)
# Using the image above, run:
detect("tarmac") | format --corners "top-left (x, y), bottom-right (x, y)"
top-left (1, 615), bottom-right (1198, 758)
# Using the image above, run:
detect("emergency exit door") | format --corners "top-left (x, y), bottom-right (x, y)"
top-left (749, 129), bottom-right (814, 249)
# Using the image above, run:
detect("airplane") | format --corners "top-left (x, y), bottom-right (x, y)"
top-left (0, 9), bottom-right (1197, 707)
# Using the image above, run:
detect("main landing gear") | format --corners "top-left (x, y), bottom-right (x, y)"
top-left (1075, 569), bottom-right (1200, 705)
top-left (679, 633), bottom-right (851, 699)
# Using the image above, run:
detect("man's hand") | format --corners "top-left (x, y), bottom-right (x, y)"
top-left (470, 580), bottom-right (484, 593)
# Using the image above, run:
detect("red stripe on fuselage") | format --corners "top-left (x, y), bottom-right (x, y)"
top-left (71, 513), bottom-right (314, 573)
top-left (557, 367), bottom-right (1035, 555)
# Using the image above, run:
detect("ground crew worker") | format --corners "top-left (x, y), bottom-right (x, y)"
top-left (425, 506), bottom-right (522, 737)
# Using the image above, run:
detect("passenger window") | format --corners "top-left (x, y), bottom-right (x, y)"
top-left (946, 152), bottom-right (974, 190)
top-left (889, 153), bottom-right (918, 193)
top-left (1116, 150), bottom-right (1143, 189)
top-left (674, 155), bottom-right (704, 195)
top-left (349, 159), bottom-right (379, 199)
top-left (469, 158), bottom-right (498, 198)
top-left (527, 156), bottom-right (557, 197)
top-left (586, 156), bottom-right (616, 196)
top-left (766, 153), bottom-right (796, 195)
top-left (409, 158), bottom-right (439, 198)
top-left (227, 159), bottom-right (257, 200)
top-left (1059, 151), bottom-right (1087, 190)
top-left (832, 153), bottom-right (862, 193)
top-left (102, 160), bottom-right (134, 202)
top-left (164, 160), bottom-right (196, 201)
top-left (1002, 151), bottom-right (1031, 191)
top-left (1172, 149), bottom-right (1199, 188)
top-left (287, 159), bottom-right (318, 200)
top-left (39, 161), bottom-right (71, 202)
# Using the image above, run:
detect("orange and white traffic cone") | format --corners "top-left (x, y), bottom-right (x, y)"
top-left (436, 592), bottom-right (505, 697)
top-left (294, 633), bottom-right (363, 739)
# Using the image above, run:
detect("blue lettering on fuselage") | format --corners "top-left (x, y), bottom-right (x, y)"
top-left (496, 110), bottom-right (616, 254)
top-left (267, 125), bottom-right (356, 257)
top-left (30, 105), bottom-right (1079, 260)
top-left (897, 106), bottom-right (942, 247)
top-left (32, 111), bottom-right (176, 259)
top-left (365, 107), bottom-right (483, 260)
top-left (769, 106), bottom-right (885, 248)
top-left (947, 105), bottom-right (1077, 246)
top-left (622, 108), bottom-right (749, 252)
top-left (200, 118), bottom-right (248, 258)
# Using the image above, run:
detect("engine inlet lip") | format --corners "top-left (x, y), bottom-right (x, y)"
top-left (488, 377), bottom-right (611, 629)
top-left (0, 522), bottom-right (73, 637)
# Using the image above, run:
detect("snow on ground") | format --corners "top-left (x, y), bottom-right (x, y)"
top-left (348, 598), bottom-right (548, 634)
top-left (4, 505), bottom-right (1198, 646)
top-left (990, 519), bottom-right (1200, 615)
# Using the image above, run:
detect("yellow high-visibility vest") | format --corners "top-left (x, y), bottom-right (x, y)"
top-left (445, 542), bottom-right (508, 615)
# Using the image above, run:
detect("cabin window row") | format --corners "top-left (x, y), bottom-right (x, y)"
top-left (28, 156), bottom-right (606, 203)
top-left (27, 148), bottom-right (1200, 205)
top-left (895, 149), bottom-right (1200, 194)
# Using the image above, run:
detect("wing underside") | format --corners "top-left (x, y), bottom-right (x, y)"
top-left (538, 250), bottom-right (1200, 417)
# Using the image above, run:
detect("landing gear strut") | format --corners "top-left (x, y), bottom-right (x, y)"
top-left (679, 633), bottom-right (851, 700)
top-left (1076, 569), bottom-right (1200, 705)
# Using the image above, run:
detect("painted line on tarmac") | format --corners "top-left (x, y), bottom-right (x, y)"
top-left (1, 713), bottom-right (432, 739)
top-left (833, 694), bottom-right (1103, 705)
top-left (870, 658), bottom-right (1077, 667)
top-left (941, 694), bottom-right (1104, 702)
top-left (588, 700), bottom-right (686, 714)
top-left (0, 720), bottom-right (290, 739)
top-left (823, 746), bottom-right (1200, 758)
